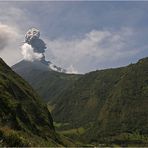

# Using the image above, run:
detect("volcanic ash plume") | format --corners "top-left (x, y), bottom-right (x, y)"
top-left (21, 43), bottom-right (43, 61)
top-left (21, 28), bottom-right (66, 73)
top-left (21, 28), bottom-right (46, 63)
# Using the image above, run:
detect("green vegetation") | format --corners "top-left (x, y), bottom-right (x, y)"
top-left (12, 57), bottom-right (148, 146)
top-left (0, 126), bottom-right (62, 147)
top-left (59, 127), bottom-right (85, 136)
top-left (12, 60), bottom-right (81, 103)
top-left (53, 122), bottom-right (69, 128)
top-left (0, 58), bottom-right (77, 147)
top-left (53, 122), bottom-right (85, 136)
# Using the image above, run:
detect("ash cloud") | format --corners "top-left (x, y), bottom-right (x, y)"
top-left (21, 28), bottom-right (47, 63)
top-left (21, 28), bottom-right (67, 73)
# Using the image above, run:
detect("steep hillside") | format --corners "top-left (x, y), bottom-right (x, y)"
top-left (0, 58), bottom-right (75, 147)
top-left (52, 57), bottom-right (148, 146)
top-left (89, 57), bottom-right (148, 145)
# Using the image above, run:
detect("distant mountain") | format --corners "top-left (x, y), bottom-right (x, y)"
top-left (13, 59), bottom-right (66, 73)
top-left (12, 57), bottom-right (148, 146)
top-left (12, 60), bottom-right (81, 103)
top-left (0, 58), bottom-right (75, 147)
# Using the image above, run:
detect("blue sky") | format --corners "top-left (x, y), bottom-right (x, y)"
top-left (0, 1), bottom-right (148, 73)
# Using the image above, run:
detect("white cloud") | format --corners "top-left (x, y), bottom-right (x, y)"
top-left (46, 27), bottom-right (140, 73)
top-left (21, 43), bottom-right (43, 61)
top-left (0, 23), bottom-right (20, 50)
top-left (0, 22), bottom-right (23, 65)
top-left (0, 4), bottom-right (35, 66)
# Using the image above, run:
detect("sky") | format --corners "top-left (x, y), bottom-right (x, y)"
top-left (0, 1), bottom-right (148, 73)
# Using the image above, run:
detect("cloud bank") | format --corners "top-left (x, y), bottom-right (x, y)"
top-left (0, 23), bottom-right (19, 50)
top-left (47, 28), bottom-right (141, 73)
top-left (0, 3), bottom-right (38, 66)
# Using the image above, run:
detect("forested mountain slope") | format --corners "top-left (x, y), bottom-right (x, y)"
top-left (0, 58), bottom-right (75, 147)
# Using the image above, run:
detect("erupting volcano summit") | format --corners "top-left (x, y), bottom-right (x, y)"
top-left (22, 28), bottom-right (66, 73)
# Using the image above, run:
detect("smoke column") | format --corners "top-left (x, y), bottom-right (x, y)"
top-left (21, 28), bottom-right (66, 73)
top-left (21, 28), bottom-right (47, 64)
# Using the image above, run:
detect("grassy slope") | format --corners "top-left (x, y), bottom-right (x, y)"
top-left (0, 58), bottom-right (76, 147)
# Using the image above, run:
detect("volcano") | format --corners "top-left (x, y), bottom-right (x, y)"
top-left (19, 27), bottom-right (66, 73)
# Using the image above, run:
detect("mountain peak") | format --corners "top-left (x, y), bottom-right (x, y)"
top-left (12, 59), bottom-right (67, 74)
top-left (20, 28), bottom-right (67, 73)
